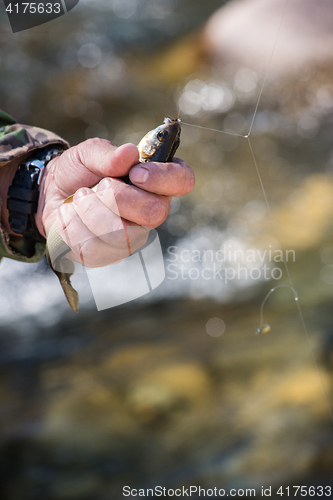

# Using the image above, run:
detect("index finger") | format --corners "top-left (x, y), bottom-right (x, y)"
top-left (128, 158), bottom-right (195, 197)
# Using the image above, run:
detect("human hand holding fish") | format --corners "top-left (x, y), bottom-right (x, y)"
top-left (34, 119), bottom-right (194, 311)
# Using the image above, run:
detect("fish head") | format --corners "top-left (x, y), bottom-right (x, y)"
top-left (138, 117), bottom-right (181, 163)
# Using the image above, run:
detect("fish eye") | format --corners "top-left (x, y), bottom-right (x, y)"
top-left (157, 129), bottom-right (169, 141)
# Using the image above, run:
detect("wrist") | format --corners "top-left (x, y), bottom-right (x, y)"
top-left (35, 155), bottom-right (58, 239)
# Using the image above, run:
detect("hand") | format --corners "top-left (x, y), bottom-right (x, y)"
top-left (36, 138), bottom-right (195, 267)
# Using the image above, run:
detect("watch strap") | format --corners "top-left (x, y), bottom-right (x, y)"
top-left (7, 147), bottom-right (64, 244)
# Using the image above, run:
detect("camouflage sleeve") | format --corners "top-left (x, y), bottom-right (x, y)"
top-left (0, 110), bottom-right (69, 264)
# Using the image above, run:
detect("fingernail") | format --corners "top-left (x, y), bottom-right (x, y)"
top-left (73, 188), bottom-right (88, 203)
top-left (130, 166), bottom-right (149, 184)
top-left (97, 178), bottom-right (112, 193)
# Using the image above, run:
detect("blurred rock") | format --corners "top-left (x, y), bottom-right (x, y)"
top-left (136, 34), bottom-right (205, 84)
top-left (126, 363), bottom-right (212, 422)
top-left (51, 474), bottom-right (102, 500)
top-left (311, 443), bottom-right (333, 476)
top-left (203, 0), bottom-right (333, 79)
top-left (41, 381), bottom-right (138, 453)
top-left (270, 174), bottom-right (333, 249)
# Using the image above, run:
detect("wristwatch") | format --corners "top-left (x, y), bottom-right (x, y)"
top-left (7, 146), bottom-right (64, 244)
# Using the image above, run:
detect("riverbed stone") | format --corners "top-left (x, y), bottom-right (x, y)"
top-left (203, 0), bottom-right (333, 78)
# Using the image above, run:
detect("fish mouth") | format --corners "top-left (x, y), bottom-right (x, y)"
top-left (164, 116), bottom-right (181, 129)
top-left (163, 117), bottom-right (181, 136)
top-left (161, 117), bottom-right (181, 161)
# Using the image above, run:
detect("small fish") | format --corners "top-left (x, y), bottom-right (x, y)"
top-left (138, 117), bottom-right (181, 163)
top-left (46, 117), bottom-right (181, 312)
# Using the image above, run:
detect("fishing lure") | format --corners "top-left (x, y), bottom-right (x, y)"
top-left (46, 117), bottom-right (181, 312)
top-left (256, 285), bottom-right (299, 335)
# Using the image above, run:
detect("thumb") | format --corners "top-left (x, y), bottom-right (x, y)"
top-left (53, 139), bottom-right (139, 197)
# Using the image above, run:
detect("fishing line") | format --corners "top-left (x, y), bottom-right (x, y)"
top-left (247, 0), bottom-right (289, 137)
top-left (181, 122), bottom-right (247, 138)
top-left (250, 132), bottom-right (333, 424)
top-left (182, 0), bottom-right (289, 140)
top-left (241, 137), bottom-right (333, 423)
top-left (247, 137), bottom-right (293, 288)
top-left (256, 285), bottom-right (299, 335)
top-left (180, 0), bottom-right (333, 422)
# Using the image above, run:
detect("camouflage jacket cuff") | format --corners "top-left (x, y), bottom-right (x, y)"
top-left (0, 113), bottom-right (69, 263)
top-left (0, 116), bottom-right (69, 167)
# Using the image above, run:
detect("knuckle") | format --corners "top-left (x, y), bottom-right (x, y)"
top-left (75, 196), bottom-right (91, 216)
top-left (58, 217), bottom-right (76, 247)
top-left (182, 168), bottom-right (195, 195)
top-left (73, 190), bottom-right (96, 217)
top-left (68, 144), bottom-right (85, 169)
top-left (79, 203), bottom-right (91, 219)
top-left (83, 137), bottom-right (109, 150)
top-left (106, 184), bottom-right (127, 216)
top-left (110, 231), bottom-right (128, 249)
top-left (70, 138), bottom-right (110, 166)
top-left (110, 182), bottom-right (123, 200)
top-left (147, 199), bottom-right (169, 227)
top-left (79, 237), bottom-right (95, 254)
top-left (77, 239), bottom-right (95, 265)
top-left (104, 219), bottom-right (128, 249)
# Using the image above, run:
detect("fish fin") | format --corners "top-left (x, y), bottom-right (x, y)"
top-left (56, 270), bottom-right (79, 313)
top-left (46, 250), bottom-right (79, 313)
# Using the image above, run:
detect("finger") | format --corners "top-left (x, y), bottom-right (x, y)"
top-left (65, 226), bottom-right (149, 268)
top-left (128, 157), bottom-right (195, 197)
top-left (52, 140), bottom-right (139, 197)
top-left (72, 187), bottom-right (150, 250)
top-left (57, 202), bottom-right (129, 266)
top-left (57, 200), bottom-right (148, 267)
top-left (95, 178), bottom-right (170, 228)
